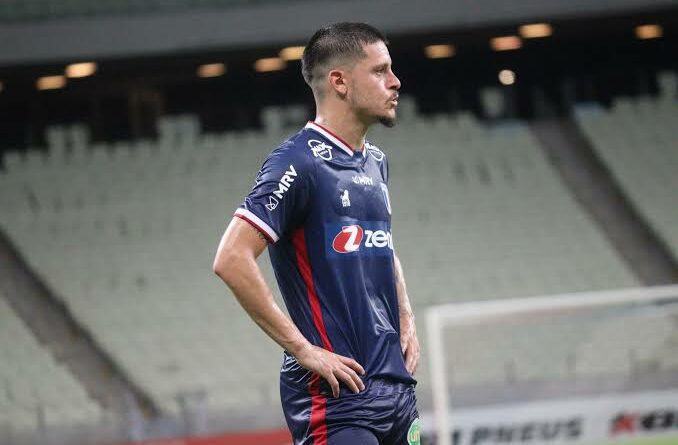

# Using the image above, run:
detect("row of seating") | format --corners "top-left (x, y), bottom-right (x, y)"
top-left (574, 84), bottom-right (678, 262)
top-left (0, 104), bottom-right (669, 421)
top-left (0, 296), bottom-right (102, 433)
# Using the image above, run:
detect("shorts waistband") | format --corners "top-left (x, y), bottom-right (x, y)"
top-left (364, 378), bottom-right (415, 397)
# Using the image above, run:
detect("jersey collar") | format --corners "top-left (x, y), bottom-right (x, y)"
top-left (304, 121), bottom-right (365, 158)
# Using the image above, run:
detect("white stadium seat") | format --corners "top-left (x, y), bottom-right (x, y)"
top-left (0, 109), bottom-right (665, 414)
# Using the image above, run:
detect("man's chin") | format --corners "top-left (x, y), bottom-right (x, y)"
top-left (378, 114), bottom-right (397, 128)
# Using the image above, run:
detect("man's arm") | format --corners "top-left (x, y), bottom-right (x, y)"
top-left (394, 254), bottom-right (420, 375)
top-left (212, 217), bottom-right (365, 397)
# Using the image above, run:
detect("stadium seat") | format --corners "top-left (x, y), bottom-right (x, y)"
top-left (0, 110), bottom-right (646, 415)
top-left (0, 297), bottom-right (101, 429)
top-left (574, 85), bottom-right (678, 260)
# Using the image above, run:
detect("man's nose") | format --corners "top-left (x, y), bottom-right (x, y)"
top-left (390, 71), bottom-right (401, 90)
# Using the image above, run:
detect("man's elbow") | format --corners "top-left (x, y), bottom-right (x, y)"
top-left (212, 258), bottom-right (224, 278)
top-left (213, 250), bottom-right (236, 281)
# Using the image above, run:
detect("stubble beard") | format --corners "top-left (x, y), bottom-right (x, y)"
top-left (351, 94), bottom-right (397, 128)
top-left (379, 114), bottom-right (397, 128)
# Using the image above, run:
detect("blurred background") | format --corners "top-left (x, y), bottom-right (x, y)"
top-left (0, 1), bottom-right (677, 444)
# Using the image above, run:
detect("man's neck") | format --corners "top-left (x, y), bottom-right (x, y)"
top-left (313, 110), bottom-right (368, 151)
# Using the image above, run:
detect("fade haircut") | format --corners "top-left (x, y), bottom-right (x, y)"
top-left (301, 22), bottom-right (388, 93)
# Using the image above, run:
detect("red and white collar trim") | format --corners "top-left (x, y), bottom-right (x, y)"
top-left (304, 121), bottom-right (365, 157)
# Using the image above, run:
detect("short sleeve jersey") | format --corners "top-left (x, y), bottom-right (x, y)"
top-left (235, 121), bottom-right (415, 391)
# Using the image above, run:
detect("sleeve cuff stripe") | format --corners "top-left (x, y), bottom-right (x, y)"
top-left (234, 208), bottom-right (279, 243)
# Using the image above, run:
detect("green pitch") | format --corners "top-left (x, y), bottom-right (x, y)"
top-left (596, 437), bottom-right (678, 445)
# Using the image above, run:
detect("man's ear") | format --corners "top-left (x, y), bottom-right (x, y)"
top-left (328, 69), bottom-right (348, 98)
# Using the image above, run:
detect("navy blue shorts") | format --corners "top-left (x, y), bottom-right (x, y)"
top-left (281, 373), bottom-right (420, 445)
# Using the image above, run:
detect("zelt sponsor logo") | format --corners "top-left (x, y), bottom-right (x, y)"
top-left (330, 223), bottom-right (393, 254)
top-left (332, 225), bottom-right (363, 253)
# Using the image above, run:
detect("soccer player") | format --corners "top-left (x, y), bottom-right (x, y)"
top-left (213, 22), bottom-right (420, 445)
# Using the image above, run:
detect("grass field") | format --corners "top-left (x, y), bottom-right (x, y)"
top-left (597, 437), bottom-right (678, 445)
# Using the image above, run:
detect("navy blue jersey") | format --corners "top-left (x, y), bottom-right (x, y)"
top-left (235, 121), bottom-right (416, 392)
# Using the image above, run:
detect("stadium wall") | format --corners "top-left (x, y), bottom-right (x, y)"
top-left (1, 0), bottom-right (675, 65)
top-left (422, 389), bottom-right (678, 445)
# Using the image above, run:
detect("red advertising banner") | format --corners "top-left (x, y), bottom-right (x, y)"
top-left (111, 428), bottom-right (291, 445)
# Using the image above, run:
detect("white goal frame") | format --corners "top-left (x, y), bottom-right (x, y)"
top-left (425, 284), bottom-right (678, 445)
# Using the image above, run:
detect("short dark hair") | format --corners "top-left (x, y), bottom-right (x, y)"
top-left (301, 22), bottom-right (388, 88)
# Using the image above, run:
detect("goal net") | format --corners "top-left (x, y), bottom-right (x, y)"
top-left (425, 285), bottom-right (678, 445)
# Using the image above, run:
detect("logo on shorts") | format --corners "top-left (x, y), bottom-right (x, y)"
top-left (407, 418), bottom-right (421, 445)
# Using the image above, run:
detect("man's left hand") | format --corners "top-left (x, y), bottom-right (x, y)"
top-left (400, 311), bottom-right (420, 376)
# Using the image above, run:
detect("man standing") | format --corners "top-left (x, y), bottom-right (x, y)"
top-left (213, 22), bottom-right (420, 445)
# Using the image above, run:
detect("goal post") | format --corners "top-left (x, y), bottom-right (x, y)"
top-left (426, 285), bottom-right (678, 445)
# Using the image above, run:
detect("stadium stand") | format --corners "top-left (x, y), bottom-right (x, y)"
top-left (0, 117), bottom-right (288, 416)
top-left (375, 113), bottom-right (639, 304)
top-left (574, 72), bottom-right (678, 262)
top-left (0, 295), bottom-right (101, 435)
top-left (0, 107), bottom-right (646, 414)
top-left (368, 109), bottom-right (644, 394)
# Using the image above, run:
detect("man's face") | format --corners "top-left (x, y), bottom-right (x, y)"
top-left (345, 41), bottom-right (401, 127)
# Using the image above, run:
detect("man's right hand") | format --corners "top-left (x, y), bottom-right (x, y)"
top-left (214, 218), bottom-right (365, 398)
top-left (294, 343), bottom-right (366, 397)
